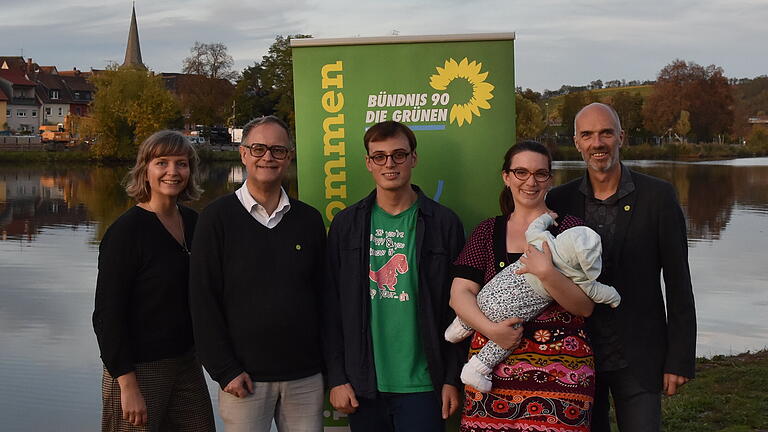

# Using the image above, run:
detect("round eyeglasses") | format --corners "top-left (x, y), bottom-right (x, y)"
top-left (242, 143), bottom-right (293, 160)
top-left (368, 151), bottom-right (411, 166)
top-left (506, 168), bottom-right (552, 182)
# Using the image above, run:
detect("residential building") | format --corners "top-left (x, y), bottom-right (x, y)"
top-left (31, 66), bottom-right (71, 127)
top-left (0, 65), bottom-right (40, 133)
top-left (0, 86), bottom-right (8, 130)
top-left (59, 69), bottom-right (94, 117)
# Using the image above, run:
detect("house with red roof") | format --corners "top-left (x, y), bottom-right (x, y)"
top-left (0, 63), bottom-right (40, 133)
top-left (0, 56), bottom-right (27, 73)
top-left (30, 66), bottom-right (72, 127)
top-left (58, 70), bottom-right (94, 117)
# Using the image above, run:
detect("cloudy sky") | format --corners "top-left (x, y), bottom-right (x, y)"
top-left (1, 0), bottom-right (766, 91)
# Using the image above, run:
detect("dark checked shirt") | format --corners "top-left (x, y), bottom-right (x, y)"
top-left (579, 163), bottom-right (635, 371)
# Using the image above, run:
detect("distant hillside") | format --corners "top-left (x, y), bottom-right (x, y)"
top-left (545, 85), bottom-right (653, 112)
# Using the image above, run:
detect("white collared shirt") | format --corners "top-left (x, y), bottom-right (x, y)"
top-left (235, 183), bottom-right (291, 229)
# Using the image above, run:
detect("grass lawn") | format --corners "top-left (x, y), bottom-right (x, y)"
top-left (658, 350), bottom-right (768, 431)
top-left (602, 350), bottom-right (768, 431)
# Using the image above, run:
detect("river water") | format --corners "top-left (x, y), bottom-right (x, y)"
top-left (1, 158), bottom-right (767, 430)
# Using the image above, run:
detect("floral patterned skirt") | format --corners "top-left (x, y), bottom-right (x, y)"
top-left (460, 303), bottom-right (595, 432)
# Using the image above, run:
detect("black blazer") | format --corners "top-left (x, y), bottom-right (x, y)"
top-left (547, 167), bottom-right (696, 392)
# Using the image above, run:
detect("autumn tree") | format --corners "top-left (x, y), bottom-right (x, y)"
top-left (182, 42), bottom-right (238, 81)
top-left (258, 34), bottom-right (312, 132)
top-left (674, 110), bottom-right (691, 143)
top-left (732, 75), bottom-right (768, 136)
top-left (178, 42), bottom-right (238, 126)
top-left (559, 91), bottom-right (598, 136)
top-left (232, 63), bottom-right (276, 126)
top-left (643, 59), bottom-right (734, 142)
top-left (519, 88), bottom-right (542, 104)
top-left (175, 75), bottom-right (235, 127)
top-left (610, 91), bottom-right (644, 138)
top-left (515, 93), bottom-right (545, 140)
top-left (89, 66), bottom-right (180, 158)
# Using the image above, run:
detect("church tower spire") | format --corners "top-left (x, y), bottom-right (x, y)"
top-left (122, 2), bottom-right (147, 70)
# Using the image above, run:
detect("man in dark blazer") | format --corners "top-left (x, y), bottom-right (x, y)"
top-left (547, 103), bottom-right (696, 432)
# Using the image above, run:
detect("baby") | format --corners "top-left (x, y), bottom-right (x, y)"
top-left (446, 212), bottom-right (621, 392)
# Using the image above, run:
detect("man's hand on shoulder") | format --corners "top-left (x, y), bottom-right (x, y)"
top-left (441, 384), bottom-right (460, 419)
top-left (663, 373), bottom-right (689, 396)
top-left (224, 372), bottom-right (254, 398)
top-left (330, 383), bottom-right (359, 414)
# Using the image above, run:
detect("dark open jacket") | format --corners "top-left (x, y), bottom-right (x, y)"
top-left (323, 186), bottom-right (466, 398)
top-left (547, 167), bottom-right (696, 392)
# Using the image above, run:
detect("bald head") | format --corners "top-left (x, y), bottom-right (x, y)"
top-left (574, 103), bottom-right (622, 137)
top-left (573, 102), bottom-right (624, 174)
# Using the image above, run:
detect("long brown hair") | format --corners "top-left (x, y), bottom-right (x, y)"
top-left (499, 140), bottom-right (552, 216)
top-left (124, 130), bottom-right (203, 202)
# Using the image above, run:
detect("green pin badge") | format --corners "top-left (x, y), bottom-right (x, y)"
top-left (295, 244), bottom-right (302, 250)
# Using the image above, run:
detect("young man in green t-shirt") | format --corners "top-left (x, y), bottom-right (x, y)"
top-left (324, 121), bottom-right (465, 431)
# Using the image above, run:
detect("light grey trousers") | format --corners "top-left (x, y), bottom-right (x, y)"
top-left (218, 372), bottom-right (324, 432)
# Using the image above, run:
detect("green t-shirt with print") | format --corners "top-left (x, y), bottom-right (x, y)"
top-left (369, 202), bottom-right (433, 393)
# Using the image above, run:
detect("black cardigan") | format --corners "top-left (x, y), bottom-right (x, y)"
top-left (93, 205), bottom-right (197, 378)
top-left (547, 167), bottom-right (696, 392)
top-left (189, 194), bottom-right (326, 388)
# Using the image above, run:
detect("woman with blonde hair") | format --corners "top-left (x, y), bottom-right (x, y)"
top-left (93, 130), bottom-right (214, 431)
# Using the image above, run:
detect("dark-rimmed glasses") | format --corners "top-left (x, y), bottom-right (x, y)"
top-left (368, 151), bottom-right (411, 166)
top-left (242, 143), bottom-right (293, 160)
top-left (506, 168), bottom-right (552, 182)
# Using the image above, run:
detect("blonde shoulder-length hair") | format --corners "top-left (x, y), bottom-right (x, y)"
top-left (124, 130), bottom-right (203, 203)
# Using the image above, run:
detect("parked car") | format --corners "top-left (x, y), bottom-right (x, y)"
top-left (195, 125), bottom-right (232, 145)
top-left (188, 136), bottom-right (207, 146)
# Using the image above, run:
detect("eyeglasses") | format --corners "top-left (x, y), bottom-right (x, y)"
top-left (368, 151), bottom-right (411, 166)
top-left (506, 168), bottom-right (552, 182)
top-left (242, 143), bottom-right (293, 160)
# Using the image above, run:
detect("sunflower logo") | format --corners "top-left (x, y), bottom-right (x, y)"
top-left (429, 57), bottom-right (494, 126)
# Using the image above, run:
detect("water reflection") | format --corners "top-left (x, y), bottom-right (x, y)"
top-left (0, 158), bottom-right (766, 431)
top-left (0, 163), bottom-right (255, 244)
top-left (553, 158), bottom-right (768, 243)
top-left (553, 158), bottom-right (768, 359)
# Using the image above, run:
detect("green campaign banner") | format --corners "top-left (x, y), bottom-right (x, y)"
top-left (292, 33), bottom-right (516, 232)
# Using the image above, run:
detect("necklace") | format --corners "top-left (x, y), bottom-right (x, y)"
top-left (176, 207), bottom-right (190, 256)
top-left (145, 202), bottom-right (189, 255)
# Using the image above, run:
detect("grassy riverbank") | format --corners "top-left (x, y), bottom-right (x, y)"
top-left (0, 149), bottom-right (241, 163)
top-left (615, 350), bottom-right (768, 431)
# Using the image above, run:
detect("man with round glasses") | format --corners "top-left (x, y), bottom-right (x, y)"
top-left (190, 115), bottom-right (326, 431)
top-left (324, 121), bottom-right (466, 431)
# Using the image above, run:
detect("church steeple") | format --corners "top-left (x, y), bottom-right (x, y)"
top-left (122, 3), bottom-right (147, 70)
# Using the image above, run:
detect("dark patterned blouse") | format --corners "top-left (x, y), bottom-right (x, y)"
top-left (454, 215), bottom-right (595, 432)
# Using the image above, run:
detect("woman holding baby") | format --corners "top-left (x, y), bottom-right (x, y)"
top-left (449, 141), bottom-right (597, 432)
